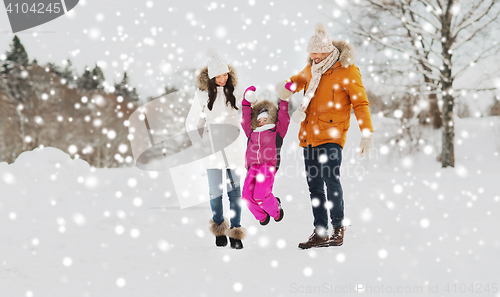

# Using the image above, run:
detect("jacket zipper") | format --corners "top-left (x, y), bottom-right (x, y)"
top-left (256, 132), bottom-right (261, 164)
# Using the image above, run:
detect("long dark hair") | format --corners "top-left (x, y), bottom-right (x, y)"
top-left (207, 74), bottom-right (238, 111)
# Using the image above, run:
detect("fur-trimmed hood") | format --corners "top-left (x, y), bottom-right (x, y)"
top-left (308, 39), bottom-right (357, 67)
top-left (251, 100), bottom-right (278, 130)
top-left (196, 64), bottom-right (238, 91)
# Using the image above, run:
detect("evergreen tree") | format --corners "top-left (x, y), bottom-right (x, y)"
top-left (114, 72), bottom-right (139, 101)
top-left (114, 72), bottom-right (129, 96)
top-left (129, 87), bottom-right (139, 101)
top-left (78, 64), bottom-right (105, 92)
top-left (47, 59), bottom-right (76, 87)
top-left (1, 35), bottom-right (29, 74)
top-left (78, 66), bottom-right (95, 91)
top-left (47, 62), bottom-right (62, 75)
top-left (92, 64), bottom-right (105, 90)
top-left (61, 59), bottom-right (76, 87)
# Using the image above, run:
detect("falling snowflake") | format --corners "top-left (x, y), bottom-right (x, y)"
top-left (303, 267), bottom-right (313, 277)
top-left (72, 213), bottom-right (86, 226)
top-left (133, 197), bottom-right (143, 207)
top-left (256, 173), bottom-right (265, 183)
top-left (276, 239), bottom-right (286, 249)
top-left (116, 278), bottom-right (126, 288)
top-left (233, 282), bottom-right (243, 292)
top-left (68, 145), bottom-right (78, 155)
top-left (127, 178), bottom-right (137, 187)
top-left (336, 253), bottom-right (346, 263)
top-left (158, 240), bottom-right (170, 252)
top-left (360, 208), bottom-right (372, 222)
top-left (115, 225), bottom-right (125, 235)
top-left (378, 249), bottom-right (388, 259)
top-left (62, 257), bottom-right (72, 267)
top-left (130, 228), bottom-right (140, 238)
top-left (2, 172), bottom-right (16, 185)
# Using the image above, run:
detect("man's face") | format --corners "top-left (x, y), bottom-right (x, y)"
top-left (310, 52), bottom-right (331, 64)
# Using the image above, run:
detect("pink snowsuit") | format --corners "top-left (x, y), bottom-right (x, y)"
top-left (241, 98), bottom-right (290, 221)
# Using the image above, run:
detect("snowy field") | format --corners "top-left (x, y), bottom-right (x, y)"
top-left (1, 115), bottom-right (500, 297)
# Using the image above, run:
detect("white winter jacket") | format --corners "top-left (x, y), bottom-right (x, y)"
top-left (185, 86), bottom-right (246, 170)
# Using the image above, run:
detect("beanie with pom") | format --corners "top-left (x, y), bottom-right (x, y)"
top-left (206, 48), bottom-right (229, 79)
top-left (306, 23), bottom-right (334, 53)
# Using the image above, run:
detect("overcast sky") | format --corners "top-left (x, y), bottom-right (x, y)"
top-left (0, 0), bottom-right (339, 96)
top-left (1, 0), bottom-right (498, 112)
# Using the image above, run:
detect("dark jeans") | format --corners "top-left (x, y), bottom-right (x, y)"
top-left (207, 169), bottom-right (242, 229)
top-left (303, 143), bottom-right (343, 230)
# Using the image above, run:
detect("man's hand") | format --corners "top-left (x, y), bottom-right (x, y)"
top-left (275, 80), bottom-right (295, 101)
top-left (358, 130), bottom-right (374, 158)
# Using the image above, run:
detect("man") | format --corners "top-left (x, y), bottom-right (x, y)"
top-left (276, 23), bottom-right (374, 249)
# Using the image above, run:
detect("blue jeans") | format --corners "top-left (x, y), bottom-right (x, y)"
top-left (207, 169), bottom-right (242, 229)
top-left (303, 143), bottom-right (343, 230)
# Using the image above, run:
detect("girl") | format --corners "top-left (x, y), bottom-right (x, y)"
top-left (240, 84), bottom-right (292, 225)
top-left (185, 49), bottom-right (246, 249)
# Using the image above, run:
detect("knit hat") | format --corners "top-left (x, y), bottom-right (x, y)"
top-left (207, 48), bottom-right (229, 79)
top-left (306, 23), bottom-right (334, 53)
top-left (257, 111), bottom-right (269, 121)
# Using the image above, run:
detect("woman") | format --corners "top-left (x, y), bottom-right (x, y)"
top-left (185, 49), bottom-right (246, 249)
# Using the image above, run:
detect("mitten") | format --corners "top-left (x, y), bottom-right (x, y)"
top-left (243, 86), bottom-right (258, 103)
top-left (275, 80), bottom-right (295, 101)
top-left (291, 110), bottom-right (307, 123)
top-left (358, 131), bottom-right (374, 158)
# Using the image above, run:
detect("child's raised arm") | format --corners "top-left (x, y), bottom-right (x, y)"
top-left (241, 86), bottom-right (257, 138)
top-left (275, 99), bottom-right (290, 138)
top-left (274, 81), bottom-right (295, 137)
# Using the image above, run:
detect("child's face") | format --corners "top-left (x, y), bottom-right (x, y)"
top-left (258, 117), bottom-right (268, 127)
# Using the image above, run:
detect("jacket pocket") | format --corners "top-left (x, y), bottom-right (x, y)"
top-left (317, 113), bottom-right (344, 140)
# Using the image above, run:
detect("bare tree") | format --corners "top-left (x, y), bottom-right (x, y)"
top-left (335, 0), bottom-right (500, 167)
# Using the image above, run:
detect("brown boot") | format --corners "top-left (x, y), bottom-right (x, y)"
top-left (226, 227), bottom-right (246, 250)
top-left (209, 218), bottom-right (229, 247)
top-left (298, 229), bottom-right (329, 249)
top-left (329, 226), bottom-right (345, 246)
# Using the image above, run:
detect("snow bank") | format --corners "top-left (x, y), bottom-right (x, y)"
top-left (0, 117), bottom-right (499, 296)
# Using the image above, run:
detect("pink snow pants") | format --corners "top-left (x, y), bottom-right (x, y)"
top-left (242, 162), bottom-right (279, 221)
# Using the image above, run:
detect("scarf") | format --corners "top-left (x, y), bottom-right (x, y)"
top-left (292, 48), bottom-right (340, 122)
top-left (253, 123), bottom-right (276, 133)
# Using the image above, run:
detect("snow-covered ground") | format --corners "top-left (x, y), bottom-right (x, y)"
top-left (1, 115), bottom-right (500, 297)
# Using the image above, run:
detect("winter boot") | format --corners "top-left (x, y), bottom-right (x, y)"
top-left (329, 226), bottom-right (345, 246)
top-left (226, 227), bottom-right (246, 250)
top-left (274, 197), bottom-right (284, 222)
top-left (298, 229), bottom-right (329, 249)
top-left (260, 212), bottom-right (270, 226)
top-left (209, 218), bottom-right (229, 247)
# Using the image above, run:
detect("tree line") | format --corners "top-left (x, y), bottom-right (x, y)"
top-left (0, 35), bottom-right (140, 167)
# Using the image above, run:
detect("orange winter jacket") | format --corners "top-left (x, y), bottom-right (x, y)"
top-left (290, 58), bottom-right (373, 149)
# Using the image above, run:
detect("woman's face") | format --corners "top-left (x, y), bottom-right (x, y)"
top-left (215, 73), bottom-right (229, 86)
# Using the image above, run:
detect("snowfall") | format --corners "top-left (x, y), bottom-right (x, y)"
top-left (1, 114), bottom-right (500, 297)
